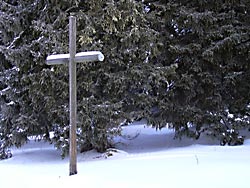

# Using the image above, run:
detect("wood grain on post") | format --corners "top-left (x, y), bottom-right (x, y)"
top-left (69, 15), bottom-right (77, 176)
top-left (45, 15), bottom-right (104, 176)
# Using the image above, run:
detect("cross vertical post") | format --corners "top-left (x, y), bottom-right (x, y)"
top-left (69, 15), bottom-right (77, 176)
top-left (45, 15), bottom-right (104, 176)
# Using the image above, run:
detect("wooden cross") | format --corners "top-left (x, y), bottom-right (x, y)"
top-left (46, 15), bottom-right (104, 176)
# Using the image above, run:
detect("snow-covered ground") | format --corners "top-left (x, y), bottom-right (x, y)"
top-left (1, 121), bottom-right (250, 188)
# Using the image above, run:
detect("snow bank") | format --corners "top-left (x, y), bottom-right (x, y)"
top-left (0, 121), bottom-right (250, 188)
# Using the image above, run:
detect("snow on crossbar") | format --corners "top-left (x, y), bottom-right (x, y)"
top-left (46, 51), bottom-right (104, 65)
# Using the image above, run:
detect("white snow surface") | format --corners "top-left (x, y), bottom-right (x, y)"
top-left (1, 120), bottom-right (250, 188)
top-left (46, 51), bottom-right (104, 63)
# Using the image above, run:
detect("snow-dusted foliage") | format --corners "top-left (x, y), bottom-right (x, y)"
top-left (144, 0), bottom-right (250, 143)
top-left (0, 0), bottom-right (249, 159)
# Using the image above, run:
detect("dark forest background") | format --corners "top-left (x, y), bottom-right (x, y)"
top-left (0, 0), bottom-right (249, 159)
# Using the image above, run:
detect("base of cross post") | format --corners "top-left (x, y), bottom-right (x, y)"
top-left (69, 168), bottom-right (77, 176)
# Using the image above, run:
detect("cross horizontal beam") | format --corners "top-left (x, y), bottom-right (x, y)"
top-left (46, 51), bottom-right (104, 65)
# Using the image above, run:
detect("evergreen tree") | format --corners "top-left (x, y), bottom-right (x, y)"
top-left (0, 0), bottom-right (70, 158)
top-left (144, 0), bottom-right (250, 143)
top-left (0, 0), bottom-right (249, 159)
top-left (0, 0), bottom-right (173, 158)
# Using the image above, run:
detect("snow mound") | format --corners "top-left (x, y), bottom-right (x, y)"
top-left (0, 120), bottom-right (250, 188)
